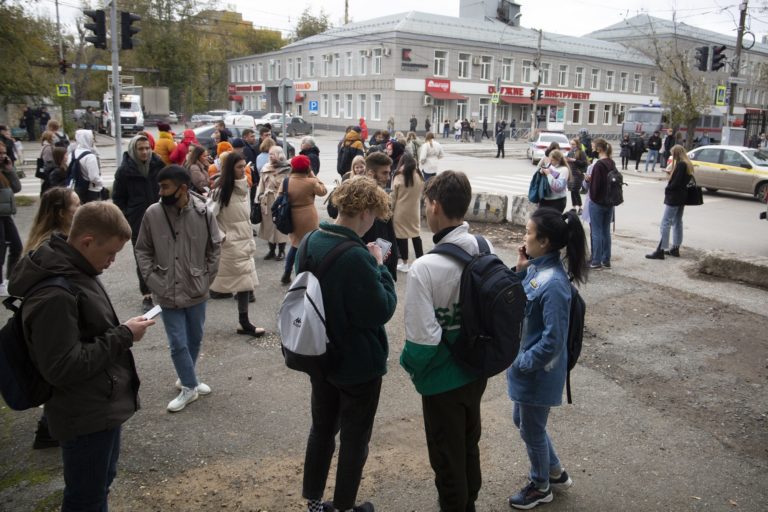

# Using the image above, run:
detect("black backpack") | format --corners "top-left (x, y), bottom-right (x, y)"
top-left (605, 160), bottom-right (625, 207)
top-left (65, 150), bottom-right (92, 201)
top-left (271, 176), bottom-right (293, 234)
top-left (0, 277), bottom-right (76, 411)
top-left (336, 145), bottom-right (361, 175)
top-left (430, 236), bottom-right (527, 378)
top-left (565, 283), bottom-right (586, 404)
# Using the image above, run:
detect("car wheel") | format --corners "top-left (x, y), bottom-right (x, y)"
top-left (705, 187), bottom-right (719, 193)
top-left (532, 159), bottom-right (539, 166)
top-left (756, 182), bottom-right (768, 203)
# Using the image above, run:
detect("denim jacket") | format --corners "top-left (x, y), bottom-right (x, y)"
top-left (507, 251), bottom-right (572, 407)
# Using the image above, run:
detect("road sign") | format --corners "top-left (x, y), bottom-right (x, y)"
top-left (308, 100), bottom-right (319, 113)
top-left (56, 84), bottom-right (71, 97)
top-left (715, 85), bottom-right (727, 106)
top-left (491, 93), bottom-right (500, 104)
top-left (727, 76), bottom-right (746, 85)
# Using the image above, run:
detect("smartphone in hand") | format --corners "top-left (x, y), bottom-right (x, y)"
top-left (143, 304), bottom-right (162, 321)
top-left (375, 238), bottom-right (392, 258)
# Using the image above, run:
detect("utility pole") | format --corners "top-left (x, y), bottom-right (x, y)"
top-left (109, 0), bottom-right (122, 160)
top-left (344, 0), bottom-right (349, 24)
top-left (529, 28), bottom-right (542, 139)
top-left (55, 0), bottom-right (64, 64)
top-left (728, 0), bottom-right (748, 118)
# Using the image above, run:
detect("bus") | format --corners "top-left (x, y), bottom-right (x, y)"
top-left (621, 105), bottom-right (723, 145)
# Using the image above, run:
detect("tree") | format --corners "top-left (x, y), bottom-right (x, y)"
top-left (293, 7), bottom-right (331, 42)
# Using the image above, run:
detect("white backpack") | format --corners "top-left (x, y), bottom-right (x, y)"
top-left (278, 231), bottom-right (357, 377)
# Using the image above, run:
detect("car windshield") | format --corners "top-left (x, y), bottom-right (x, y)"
top-left (742, 149), bottom-right (768, 166)
top-left (540, 134), bottom-right (568, 144)
top-left (625, 111), bottom-right (662, 124)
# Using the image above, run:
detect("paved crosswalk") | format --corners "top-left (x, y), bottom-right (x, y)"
top-left (468, 173), bottom-right (650, 197)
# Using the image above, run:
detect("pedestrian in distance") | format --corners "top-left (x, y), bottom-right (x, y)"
top-left (337, 127), bottom-right (365, 176)
top-left (496, 125), bottom-right (507, 158)
top-left (662, 128), bottom-right (675, 167)
top-left (387, 115), bottom-right (395, 133)
top-left (632, 134), bottom-right (646, 171)
top-left (299, 175), bottom-right (397, 512)
top-left (359, 117), bottom-right (369, 142)
top-left (22, 186), bottom-right (81, 449)
top-left (0, 125), bottom-right (17, 168)
top-left (645, 130), bottom-right (662, 172)
top-left (256, 145), bottom-right (291, 261)
top-left (443, 119), bottom-right (450, 139)
top-left (0, 141), bottom-right (22, 298)
top-left (299, 135), bottom-right (321, 175)
top-left (169, 129), bottom-right (198, 166)
top-left (112, 134), bottom-right (165, 313)
top-left (277, 154), bottom-right (327, 284)
top-left (482, 116), bottom-right (490, 139)
top-left (21, 106), bottom-right (36, 142)
top-left (208, 152), bottom-right (265, 336)
top-left (510, 118), bottom-right (517, 140)
top-left (586, 138), bottom-right (616, 270)
top-left (9, 201), bottom-right (155, 511)
top-left (646, 144), bottom-right (695, 260)
top-left (506, 207), bottom-right (588, 509)
top-left (38, 131), bottom-right (56, 196)
top-left (566, 139), bottom-right (587, 213)
top-left (410, 113), bottom-right (418, 132)
top-left (184, 144), bottom-right (213, 195)
top-left (391, 153), bottom-right (424, 273)
top-left (45, 119), bottom-right (70, 148)
top-left (537, 150), bottom-right (571, 213)
top-left (45, 147), bottom-right (69, 189)
top-left (424, 116), bottom-right (431, 135)
top-left (619, 134), bottom-right (631, 171)
top-left (38, 107), bottom-right (51, 137)
top-left (154, 123), bottom-right (176, 166)
top-left (135, 165), bottom-right (222, 412)
top-left (72, 129), bottom-right (105, 204)
top-left (401, 170), bottom-right (491, 511)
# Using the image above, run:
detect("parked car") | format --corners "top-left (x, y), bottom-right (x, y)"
top-left (190, 114), bottom-right (218, 127)
top-left (188, 125), bottom-right (295, 158)
top-left (526, 132), bottom-right (571, 165)
top-left (254, 112), bottom-right (291, 131)
top-left (206, 109), bottom-right (232, 121)
top-left (241, 110), bottom-right (267, 119)
top-left (274, 116), bottom-right (313, 137)
top-left (687, 145), bottom-right (768, 202)
top-left (223, 114), bottom-right (256, 129)
top-left (167, 111), bottom-right (179, 123)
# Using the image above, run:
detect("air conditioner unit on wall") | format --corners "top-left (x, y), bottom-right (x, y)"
top-left (423, 95), bottom-right (434, 106)
top-left (383, 48), bottom-right (391, 57)
top-left (472, 56), bottom-right (481, 66)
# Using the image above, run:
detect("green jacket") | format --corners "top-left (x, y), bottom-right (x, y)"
top-left (297, 221), bottom-right (397, 386)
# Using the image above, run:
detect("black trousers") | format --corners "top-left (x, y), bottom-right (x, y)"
top-left (539, 197), bottom-right (567, 213)
top-left (422, 378), bottom-right (488, 512)
top-left (570, 189), bottom-right (582, 208)
top-left (496, 144), bottom-right (505, 158)
top-left (634, 153), bottom-right (643, 169)
top-left (396, 237), bottom-right (423, 261)
top-left (131, 234), bottom-right (150, 296)
top-left (303, 376), bottom-right (382, 510)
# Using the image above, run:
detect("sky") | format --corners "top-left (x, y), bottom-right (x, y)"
top-left (36, 0), bottom-right (768, 41)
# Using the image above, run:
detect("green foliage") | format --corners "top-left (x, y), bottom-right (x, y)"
top-left (293, 7), bottom-right (331, 42)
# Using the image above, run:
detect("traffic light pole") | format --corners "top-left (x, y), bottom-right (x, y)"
top-left (529, 29), bottom-right (542, 140)
top-left (110, 0), bottom-right (122, 160)
top-left (728, 0), bottom-right (748, 118)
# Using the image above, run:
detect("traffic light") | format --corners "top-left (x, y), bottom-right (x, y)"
top-left (529, 89), bottom-right (535, 101)
top-left (694, 46), bottom-right (709, 72)
top-left (83, 9), bottom-right (107, 50)
top-left (711, 45), bottom-right (727, 71)
top-left (59, 60), bottom-right (68, 75)
top-left (120, 11), bottom-right (141, 50)
top-left (537, 89), bottom-right (543, 100)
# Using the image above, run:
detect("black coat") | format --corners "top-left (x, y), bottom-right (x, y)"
top-left (112, 152), bottom-right (165, 238)
top-left (362, 217), bottom-right (398, 281)
top-left (664, 162), bottom-right (690, 206)
top-left (300, 145), bottom-right (321, 175)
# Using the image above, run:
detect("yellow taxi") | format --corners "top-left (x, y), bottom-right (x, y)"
top-left (687, 145), bottom-right (768, 203)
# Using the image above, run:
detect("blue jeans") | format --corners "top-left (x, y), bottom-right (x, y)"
top-left (660, 205), bottom-right (684, 250)
top-left (512, 403), bottom-right (562, 486)
top-left (645, 149), bottom-right (659, 171)
top-left (589, 202), bottom-right (613, 265)
top-left (285, 245), bottom-right (298, 274)
top-left (161, 301), bottom-right (207, 389)
top-left (61, 426), bottom-right (121, 512)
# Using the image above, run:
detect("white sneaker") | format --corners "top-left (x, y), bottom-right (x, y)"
top-left (167, 386), bottom-right (199, 412)
top-left (175, 379), bottom-right (211, 395)
top-left (396, 262), bottom-right (410, 273)
top-left (0, 283), bottom-right (8, 297)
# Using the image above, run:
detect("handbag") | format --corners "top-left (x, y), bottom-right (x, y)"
top-left (684, 175), bottom-right (704, 206)
top-left (271, 176), bottom-right (293, 234)
top-left (250, 203), bottom-right (262, 224)
top-left (35, 158), bottom-right (47, 180)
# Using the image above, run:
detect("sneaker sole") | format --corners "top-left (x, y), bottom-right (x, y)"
top-left (550, 476), bottom-right (573, 491)
top-left (509, 493), bottom-right (553, 510)
top-left (167, 393), bottom-right (198, 412)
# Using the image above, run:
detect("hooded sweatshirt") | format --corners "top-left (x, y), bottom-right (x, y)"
top-left (112, 135), bottom-right (165, 237)
top-left (73, 129), bottom-right (102, 192)
top-left (170, 129), bottom-right (198, 165)
top-left (155, 130), bottom-right (176, 165)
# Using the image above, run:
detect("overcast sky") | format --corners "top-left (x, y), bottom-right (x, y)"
top-left (39, 0), bottom-right (768, 41)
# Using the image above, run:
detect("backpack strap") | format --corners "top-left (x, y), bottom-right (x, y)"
top-left (3, 276), bottom-right (75, 315)
top-left (429, 234), bottom-right (490, 265)
top-left (297, 229), bottom-right (358, 280)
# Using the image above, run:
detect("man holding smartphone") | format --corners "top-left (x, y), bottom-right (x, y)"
top-left (362, 152), bottom-right (398, 280)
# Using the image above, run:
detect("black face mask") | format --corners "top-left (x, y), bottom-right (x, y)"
top-left (160, 187), bottom-right (181, 206)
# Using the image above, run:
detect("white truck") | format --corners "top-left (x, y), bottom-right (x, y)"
top-left (99, 91), bottom-right (144, 138)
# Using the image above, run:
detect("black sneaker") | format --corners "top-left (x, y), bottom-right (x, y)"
top-left (323, 502), bottom-right (374, 512)
top-left (549, 470), bottom-right (573, 491)
top-left (508, 481), bottom-right (552, 509)
top-left (142, 296), bottom-right (154, 314)
top-left (589, 262), bottom-right (602, 270)
top-left (601, 261), bottom-right (611, 269)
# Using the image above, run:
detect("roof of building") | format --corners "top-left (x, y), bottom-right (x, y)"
top-left (275, 10), bottom-right (652, 65)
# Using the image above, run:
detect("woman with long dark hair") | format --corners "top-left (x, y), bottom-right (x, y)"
top-left (646, 144), bottom-right (695, 259)
top-left (586, 138), bottom-right (616, 269)
top-left (185, 144), bottom-right (211, 195)
top-left (507, 207), bottom-right (587, 509)
top-left (391, 153), bottom-right (424, 272)
top-left (209, 152), bottom-right (264, 337)
top-left (0, 141), bottom-right (22, 297)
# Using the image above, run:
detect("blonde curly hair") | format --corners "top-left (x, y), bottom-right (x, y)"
top-left (332, 176), bottom-right (391, 220)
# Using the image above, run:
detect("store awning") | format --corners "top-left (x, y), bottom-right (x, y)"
top-left (428, 91), bottom-right (468, 100)
top-left (500, 96), bottom-right (562, 106)
top-left (229, 95), bottom-right (244, 102)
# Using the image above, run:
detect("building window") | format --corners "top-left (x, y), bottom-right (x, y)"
top-left (456, 100), bottom-right (467, 120)
top-left (539, 62), bottom-right (551, 85)
top-left (588, 103), bottom-right (597, 124)
top-left (605, 70), bottom-right (615, 91)
top-left (480, 56), bottom-right (492, 80)
top-left (268, 60), bottom-right (274, 81)
top-left (479, 98), bottom-right (490, 120)
top-left (372, 93), bottom-right (381, 120)
top-left (558, 65), bottom-right (568, 87)
top-left (522, 60), bottom-right (533, 83)
top-left (572, 102), bottom-right (581, 124)
top-left (345, 94), bottom-right (353, 118)
top-left (358, 94), bottom-right (367, 119)
top-left (590, 68), bottom-right (600, 90)
top-left (332, 94), bottom-right (341, 117)
top-left (633, 73), bottom-right (642, 93)
top-left (257, 62), bottom-right (263, 81)
top-left (619, 72), bottom-right (628, 92)
top-left (346, 51), bottom-right (353, 76)
top-left (230, 66), bottom-right (236, 83)
top-left (322, 55), bottom-right (329, 77)
top-left (358, 51), bottom-right (367, 75)
top-left (321, 94), bottom-right (329, 117)
top-left (250, 64), bottom-right (254, 82)
top-left (296, 58), bottom-right (302, 79)
top-left (373, 48), bottom-right (382, 75)
top-left (649, 76), bottom-right (657, 95)
top-left (745, 88), bottom-right (752, 104)
top-left (458, 53), bottom-right (470, 79)
top-left (287, 59), bottom-right (293, 79)
top-left (434, 50), bottom-right (447, 77)
top-left (502, 58), bottom-right (514, 82)
top-left (575, 67), bottom-right (584, 88)
top-left (236, 65), bottom-right (241, 83)
top-left (617, 104), bottom-right (626, 124)
top-left (308, 56), bottom-right (315, 77)
top-left (333, 53), bottom-right (341, 76)
top-left (603, 104), bottom-right (612, 124)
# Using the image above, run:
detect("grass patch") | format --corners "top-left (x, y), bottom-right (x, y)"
top-left (33, 489), bottom-right (63, 512)
top-left (0, 468), bottom-right (55, 493)
top-left (15, 196), bottom-right (37, 207)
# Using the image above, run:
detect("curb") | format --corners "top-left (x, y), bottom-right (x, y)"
top-left (696, 251), bottom-right (768, 290)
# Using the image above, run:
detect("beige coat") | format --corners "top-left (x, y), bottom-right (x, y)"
top-left (256, 160), bottom-right (291, 244)
top-left (279, 171), bottom-right (327, 247)
top-left (210, 178), bottom-right (259, 293)
top-left (391, 172), bottom-right (424, 238)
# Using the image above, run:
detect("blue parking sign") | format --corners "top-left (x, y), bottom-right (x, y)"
top-left (308, 100), bottom-right (319, 113)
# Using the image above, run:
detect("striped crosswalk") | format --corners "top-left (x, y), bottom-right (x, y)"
top-left (468, 174), bottom-right (650, 197)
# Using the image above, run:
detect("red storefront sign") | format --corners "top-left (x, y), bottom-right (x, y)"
top-left (425, 78), bottom-right (451, 93)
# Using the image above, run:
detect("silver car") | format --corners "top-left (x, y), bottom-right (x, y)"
top-left (527, 132), bottom-right (571, 165)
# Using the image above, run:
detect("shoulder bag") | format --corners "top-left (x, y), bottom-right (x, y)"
top-left (684, 174), bottom-right (704, 206)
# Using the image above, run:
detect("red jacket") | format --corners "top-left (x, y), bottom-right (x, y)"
top-left (170, 129), bottom-right (198, 165)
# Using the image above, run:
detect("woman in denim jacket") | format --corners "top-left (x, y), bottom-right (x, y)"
top-left (507, 207), bottom-right (588, 510)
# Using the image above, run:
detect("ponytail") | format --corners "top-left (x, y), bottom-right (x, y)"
top-left (529, 208), bottom-right (588, 285)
